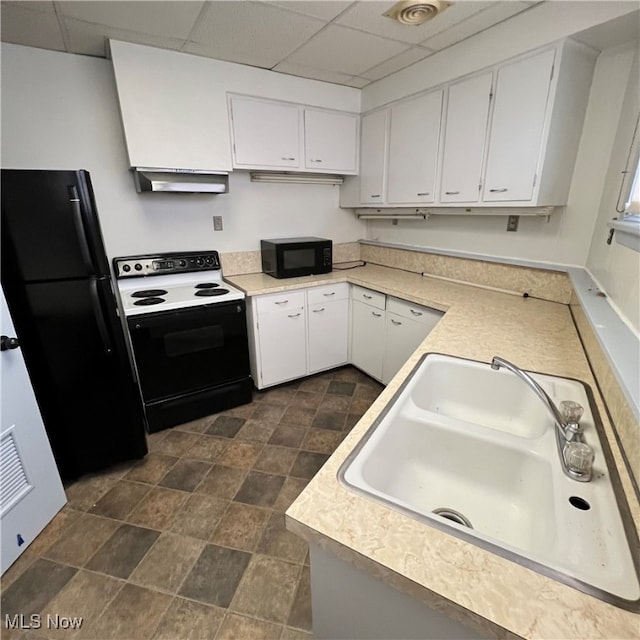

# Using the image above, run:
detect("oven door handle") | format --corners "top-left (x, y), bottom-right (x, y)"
top-left (90, 278), bottom-right (113, 355)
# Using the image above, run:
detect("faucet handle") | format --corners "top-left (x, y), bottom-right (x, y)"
top-left (563, 442), bottom-right (595, 479)
top-left (560, 400), bottom-right (584, 425)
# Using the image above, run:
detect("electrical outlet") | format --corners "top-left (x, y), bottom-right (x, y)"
top-left (507, 215), bottom-right (519, 232)
top-left (213, 216), bottom-right (223, 231)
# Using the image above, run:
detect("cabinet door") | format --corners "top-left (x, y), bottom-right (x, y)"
top-left (351, 300), bottom-right (385, 382)
top-left (387, 91), bottom-right (443, 204)
top-left (359, 110), bottom-right (389, 204)
top-left (482, 49), bottom-right (555, 202)
top-left (308, 299), bottom-right (349, 374)
top-left (257, 307), bottom-right (306, 387)
top-left (305, 109), bottom-right (358, 173)
top-left (230, 96), bottom-right (300, 169)
top-left (439, 72), bottom-right (492, 203)
top-left (382, 313), bottom-right (430, 385)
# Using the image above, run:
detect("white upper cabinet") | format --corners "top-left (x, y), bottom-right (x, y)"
top-left (482, 49), bottom-right (555, 202)
top-left (230, 96), bottom-right (301, 169)
top-left (387, 90), bottom-right (443, 204)
top-left (305, 109), bottom-right (359, 173)
top-left (439, 72), bottom-right (493, 204)
top-left (110, 40), bottom-right (232, 171)
top-left (229, 95), bottom-right (359, 174)
top-left (359, 110), bottom-right (389, 204)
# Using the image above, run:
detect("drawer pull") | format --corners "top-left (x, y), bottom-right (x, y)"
top-left (417, 192), bottom-right (430, 196)
top-left (310, 159), bottom-right (323, 163)
top-left (312, 308), bottom-right (325, 313)
top-left (445, 191), bottom-right (460, 195)
top-left (372, 312), bottom-right (382, 318)
top-left (363, 294), bottom-right (373, 300)
top-left (287, 313), bottom-right (301, 318)
top-left (370, 194), bottom-right (381, 198)
top-left (281, 157), bottom-right (296, 161)
top-left (489, 188), bottom-right (508, 193)
top-left (274, 300), bottom-right (289, 305)
top-left (410, 309), bottom-right (423, 316)
top-left (391, 319), bottom-right (402, 325)
top-left (323, 292), bottom-right (335, 297)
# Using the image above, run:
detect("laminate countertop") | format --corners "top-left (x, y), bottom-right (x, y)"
top-left (226, 264), bottom-right (640, 640)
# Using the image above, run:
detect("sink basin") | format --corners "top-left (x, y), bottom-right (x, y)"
top-left (339, 353), bottom-right (640, 611)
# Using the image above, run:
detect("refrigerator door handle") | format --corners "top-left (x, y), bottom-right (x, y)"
top-left (90, 279), bottom-right (113, 355)
top-left (68, 185), bottom-right (94, 274)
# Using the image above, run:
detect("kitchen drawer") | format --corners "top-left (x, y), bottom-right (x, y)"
top-left (307, 282), bottom-right (349, 305)
top-left (351, 285), bottom-right (385, 310)
top-left (387, 297), bottom-right (443, 326)
top-left (255, 289), bottom-right (305, 314)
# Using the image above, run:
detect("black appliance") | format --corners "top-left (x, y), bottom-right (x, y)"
top-left (1, 169), bottom-right (148, 480)
top-left (261, 237), bottom-right (332, 279)
top-left (114, 252), bottom-right (253, 432)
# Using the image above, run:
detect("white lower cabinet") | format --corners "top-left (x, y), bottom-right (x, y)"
top-left (350, 299), bottom-right (386, 382)
top-left (308, 299), bottom-right (349, 374)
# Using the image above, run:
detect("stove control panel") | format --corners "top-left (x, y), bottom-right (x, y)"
top-left (114, 252), bottom-right (221, 278)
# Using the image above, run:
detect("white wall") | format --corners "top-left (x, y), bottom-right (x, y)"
top-left (0, 43), bottom-right (365, 259)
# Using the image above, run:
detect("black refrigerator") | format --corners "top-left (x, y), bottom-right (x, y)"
top-left (1, 169), bottom-right (148, 480)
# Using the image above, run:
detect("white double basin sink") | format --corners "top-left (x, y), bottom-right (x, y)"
top-left (339, 354), bottom-right (640, 611)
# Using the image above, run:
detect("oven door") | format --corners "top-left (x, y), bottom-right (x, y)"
top-left (127, 300), bottom-right (250, 402)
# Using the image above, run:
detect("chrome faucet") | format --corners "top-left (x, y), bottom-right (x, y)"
top-left (490, 356), bottom-right (594, 482)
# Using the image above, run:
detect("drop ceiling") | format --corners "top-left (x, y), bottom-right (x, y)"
top-left (1, 0), bottom-right (548, 87)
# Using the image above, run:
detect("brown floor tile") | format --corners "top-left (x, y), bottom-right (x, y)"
top-left (1, 559), bottom-right (77, 618)
top-left (287, 566), bottom-right (312, 631)
top-left (290, 452), bottom-right (329, 479)
top-left (77, 583), bottom-right (171, 640)
top-left (39, 570), bottom-right (122, 639)
top-left (268, 425), bottom-right (307, 448)
top-left (152, 598), bottom-right (224, 640)
top-left (44, 514), bottom-right (119, 567)
top-left (123, 453), bottom-right (179, 485)
top-left (196, 464), bottom-right (247, 500)
top-left (350, 395), bottom-right (375, 415)
top-left (158, 459), bottom-right (212, 492)
top-left (317, 394), bottom-right (351, 412)
top-left (327, 380), bottom-right (356, 396)
top-left (279, 407), bottom-right (316, 427)
top-left (256, 387), bottom-right (297, 406)
top-left (354, 382), bottom-right (382, 401)
top-left (184, 434), bottom-right (230, 463)
top-left (171, 494), bottom-right (228, 540)
top-left (311, 410), bottom-right (346, 431)
top-left (85, 524), bottom-right (160, 579)
top-left (153, 430), bottom-right (200, 457)
top-left (179, 544), bottom-right (251, 607)
top-left (253, 445), bottom-right (298, 475)
top-left (127, 487), bottom-right (188, 530)
top-left (281, 627), bottom-right (313, 639)
top-left (236, 420), bottom-right (276, 443)
top-left (206, 415), bottom-right (246, 438)
top-left (210, 502), bottom-right (270, 552)
top-left (289, 391), bottom-right (323, 409)
top-left (256, 513), bottom-right (308, 564)
top-left (217, 441), bottom-right (264, 469)
top-left (146, 430), bottom-right (169, 452)
top-left (331, 367), bottom-right (361, 382)
top-left (230, 555), bottom-right (300, 624)
top-left (26, 507), bottom-right (82, 557)
top-left (221, 401), bottom-right (256, 418)
top-left (130, 532), bottom-right (204, 593)
top-left (273, 477), bottom-right (309, 513)
top-left (234, 471), bottom-right (285, 508)
top-left (216, 613), bottom-right (282, 640)
top-left (301, 428), bottom-right (342, 454)
top-left (345, 412), bottom-right (363, 431)
top-left (297, 377), bottom-right (330, 393)
top-left (64, 472), bottom-right (121, 511)
top-left (251, 403), bottom-right (287, 423)
top-left (1, 547), bottom-right (36, 590)
top-left (173, 414), bottom-right (215, 434)
top-left (88, 481), bottom-right (150, 520)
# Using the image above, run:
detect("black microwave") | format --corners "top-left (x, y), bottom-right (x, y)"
top-left (261, 237), bottom-right (332, 279)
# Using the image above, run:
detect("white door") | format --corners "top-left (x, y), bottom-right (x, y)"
top-left (308, 299), bottom-right (349, 374)
top-left (305, 109), bottom-right (359, 173)
top-left (1, 288), bottom-right (66, 574)
top-left (382, 314), bottom-right (429, 385)
top-left (359, 110), bottom-right (389, 204)
top-left (387, 90), bottom-right (443, 204)
top-left (350, 301), bottom-right (385, 382)
top-left (482, 49), bottom-right (555, 202)
top-left (439, 72), bottom-right (493, 203)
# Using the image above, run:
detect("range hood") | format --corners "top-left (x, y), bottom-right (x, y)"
top-left (132, 167), bottom-right (229, 194)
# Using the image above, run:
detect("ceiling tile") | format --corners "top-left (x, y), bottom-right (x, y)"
top-left (272, 61), bottom-right (356, 85)
top-left (336, 0), bottom-right (495, 44)
top-left (421, 1), bottom-right (533, 51)
top-left (262, 0), bottom-right (354, 22)
top-left (56, 1), bottom-right (204, 40)
top-left (4, 1), bottom-right (56, 15)
top-left (360, 45), bottom-right (432, 80)
top-left (1, 2), bottom-right (65, 51)
top-left (186, 1), bottom-right (325, 68)
top-left (284, 24), bottom-right (409, 75)
top-left (63, 19), bottom-right (185, 58)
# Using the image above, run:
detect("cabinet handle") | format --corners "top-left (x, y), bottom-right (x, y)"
top-left (370, 194), bottom-right (381, 198)
top-left (363, 294), bottom-right (372, 299)
top-left (409, 309), bottom-right (423, 316)
top-left (323, 292), bottom-right (335, 297)
top-left (417, 192), bottom-right (430, 196)
top-left (274, 300), bottom-right (289, 305)
top-left (445, 191), bottom-right (460, 195)
top-left (489, 188), bottom-right (508, 193)
top-left (391, 319), bottom-right (402, 325)
top-left (312, 308), bottom-right (325, 313)
top-left (372, 312), bottom-right (382, 318)
top-left (288, 313), bottom-right (301, 318)
top-left (281, 157), bottom-right (296, 161)
top-left (309, 159), bottom-right (323, 163)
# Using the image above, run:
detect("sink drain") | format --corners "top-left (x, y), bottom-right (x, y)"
top-left (432, 508), bottom-right (473, 529)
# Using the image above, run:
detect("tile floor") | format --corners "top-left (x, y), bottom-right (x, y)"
top-left (1, 366), bottom-right (384, 640)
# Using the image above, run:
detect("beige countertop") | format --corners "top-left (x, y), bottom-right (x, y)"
top-left (227, 265), bottom-right (640, 640)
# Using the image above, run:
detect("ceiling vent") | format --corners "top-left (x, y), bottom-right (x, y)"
top-left (383, 0), bottom-right (451, 25)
